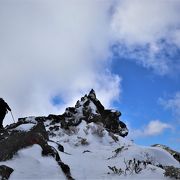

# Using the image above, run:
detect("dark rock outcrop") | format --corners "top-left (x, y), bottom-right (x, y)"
top-left (1, 121), bottom-right (73, 180)
top-left (0, 122), bottom-right (48, 161)
top-left (49, 89), bottom-right (128, 137)
top-left (0, 165), bottom-right (14, 180)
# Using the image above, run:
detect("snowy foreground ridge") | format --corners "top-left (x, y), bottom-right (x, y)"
top-left (0, 90), bottom-right (180, 179)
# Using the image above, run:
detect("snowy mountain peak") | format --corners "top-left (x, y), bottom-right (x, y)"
top-left (61, 89), bottom-right (128, 137)
top-left (0, 90), bottom-right (180, 179)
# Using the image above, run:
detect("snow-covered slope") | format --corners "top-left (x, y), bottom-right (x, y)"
top-left (0, 90), bottom-right (179, 179)
top-left (1, 145), bottom-right (66, 180)
top-left (46, 120), bottom-right (179, 180)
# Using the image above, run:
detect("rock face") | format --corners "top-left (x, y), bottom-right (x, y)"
top-left (48, 89), bottom-right (128, 137)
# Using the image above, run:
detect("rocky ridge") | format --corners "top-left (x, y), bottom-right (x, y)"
top-left (0, 90), bottom-right (179, 179)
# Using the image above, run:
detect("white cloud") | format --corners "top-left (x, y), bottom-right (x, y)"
top-left (0, 0), bottom-right (121, 125)
top-left (145, 120), bottom-right (172, 136)
top-left (2, 0), bottom-right (179, 127)
top-left (159, 92), bottom-right (180, 118)
top-left (129, 120), bottom-right (172, 138)
top-left (111, 0), bottom-right (180, 75)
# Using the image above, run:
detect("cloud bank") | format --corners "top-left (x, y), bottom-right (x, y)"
top-left (1, 0), bottom-right (180, 126)
top-left (0, 0), bottom-right (120, 124)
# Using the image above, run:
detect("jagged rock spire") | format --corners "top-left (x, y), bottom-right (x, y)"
top-left (88, 89), bottom-right (96, 100)
top-left (58, 89), bottom-right (128, 137)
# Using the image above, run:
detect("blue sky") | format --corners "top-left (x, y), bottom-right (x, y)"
top-left (0, 0), bottom-right (180, 150)
top-left (110, 52), bottom-right (180, 150)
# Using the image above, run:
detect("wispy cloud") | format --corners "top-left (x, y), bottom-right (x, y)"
top-left (159, 91), bottom-right (180, 119)
top-left (145, 120), bottom-right (172, 136)
top-left (111, 0), bottom-right (180, 75)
